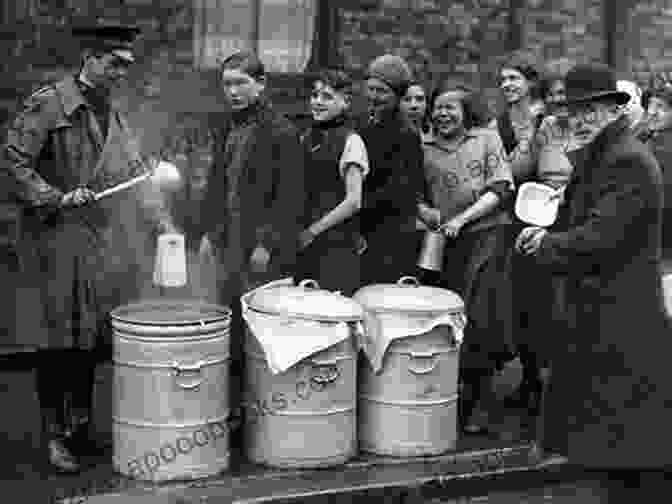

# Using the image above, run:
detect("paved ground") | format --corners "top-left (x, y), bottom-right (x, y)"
top-left (0, 353), bottom-right (566, 503)
top-left (8, 261), bottom-right (672, 503)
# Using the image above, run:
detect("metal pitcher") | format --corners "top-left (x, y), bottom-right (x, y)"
top-left (417, 229), bottom-right (446, 272)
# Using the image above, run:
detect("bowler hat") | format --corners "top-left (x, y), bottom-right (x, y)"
top-left (71, 21), bottom-right (141, 63)
top-left (563, 63), bottom-right (631, 106)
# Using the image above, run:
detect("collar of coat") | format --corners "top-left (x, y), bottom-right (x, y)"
top-left (649, 124), bottom-right (672, 141)
top-left (55, 75), bottom-right (116, 117)
top-left (230, 98), bottom-right (269, 128)
top-left (586, 115), bottom-right (631, 158)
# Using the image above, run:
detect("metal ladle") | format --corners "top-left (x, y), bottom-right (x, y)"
top-left (94, 159), bottom-right (182, 201)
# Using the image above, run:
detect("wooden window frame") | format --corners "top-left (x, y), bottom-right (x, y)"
top-left (604, 0), bottom-right (634, 72)
top-left (193, 0), bottom-right (339, 74)
top-left (305, 0), bottom-right (341, 71)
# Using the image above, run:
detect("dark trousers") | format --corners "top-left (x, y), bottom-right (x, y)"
top-left (36, 349), bottom-right (98, 438)
top-left (509, 223), bottom-right (550, 395)
top-left (220, 290), bottom-right (246, 454)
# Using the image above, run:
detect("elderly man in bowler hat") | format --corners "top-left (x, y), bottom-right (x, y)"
top-left (1, 21), bottom-right (168, 472)
top-left (516, 63), bottom-right (672, 500)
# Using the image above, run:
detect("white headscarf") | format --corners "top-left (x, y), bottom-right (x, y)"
top-left (617, 80), bottom-right (644, 129)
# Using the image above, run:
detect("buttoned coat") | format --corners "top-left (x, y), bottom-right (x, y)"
top-left (1, 76), bottom-right (150, 350)
top-left (536, 117), bottom-right (672, 468)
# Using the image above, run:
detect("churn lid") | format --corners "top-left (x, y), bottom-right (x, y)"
top-left (110, 299), bottom-right (231, 326)
top-left (246, 279), bottom-right (364, 322)
top-left (353, 276), bottom-right (464, 315)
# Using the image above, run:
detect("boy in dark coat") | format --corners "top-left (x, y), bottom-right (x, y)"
top-left (198, 50), bottom-right (306, 443)
top-left (517, 63), bottom-right (672, 500)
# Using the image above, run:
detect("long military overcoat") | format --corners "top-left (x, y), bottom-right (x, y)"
top-left (1, 76), bottom-right (150, 350)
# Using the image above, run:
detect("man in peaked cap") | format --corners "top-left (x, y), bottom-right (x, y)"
top-left (71, 22), bottom-right (140, 61)
top-left (1, 21), bottom-right (170, 473)
top-left (516, 63), bottom-right (672, 500)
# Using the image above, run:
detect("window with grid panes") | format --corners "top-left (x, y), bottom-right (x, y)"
top-left (193, 0), bottom-right (339, 73)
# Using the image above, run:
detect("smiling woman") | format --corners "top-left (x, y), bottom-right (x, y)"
top-left (417, 82), bottom-right (515, 434)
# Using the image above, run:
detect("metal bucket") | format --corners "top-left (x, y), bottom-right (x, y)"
top-left (417, 230), bottom-right (446, 271)
top-left (241, 279), bottom-right (363, 468)
top-left (110, 300), bottom-right (231, 482)
top-left (244, 332), bottom-right (357, 468)
top-left (358, 327), bottom-right (459, 457)
top-left (353, 278), bottom-right (464, 457)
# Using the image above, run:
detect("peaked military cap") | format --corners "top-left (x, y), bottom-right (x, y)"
top-left (71, 21), bottom-right (141, 63)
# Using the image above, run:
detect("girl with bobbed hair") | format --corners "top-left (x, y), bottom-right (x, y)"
top-left (416, 80), bottom-right (515, 435)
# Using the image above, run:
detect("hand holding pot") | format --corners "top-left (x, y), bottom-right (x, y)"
top-left (515, 226), bottom-right (547, 256)
top-left (441, 216), bottom-right (466, 239)
top-left (418, 205), bottom-right (441, 230)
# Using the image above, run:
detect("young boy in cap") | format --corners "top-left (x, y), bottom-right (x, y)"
top-left (516, 63), bottom-right (672, 500)
top-left (358, 53), bottom-right (426, 284)
top-left (1, 21), bottom-right (168, 472)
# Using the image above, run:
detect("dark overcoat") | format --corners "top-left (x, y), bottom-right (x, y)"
top-left (1, 76), bottom-right (152, 351)
top-left (535, 117), bottom-right (672, 469)
top-left (201, 100), bottom-right (306, 300)
top-left (356, 112), bottom-right (425, 284)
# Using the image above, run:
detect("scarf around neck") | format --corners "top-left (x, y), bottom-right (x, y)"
top-left (305, 114), bottom-right (347, 151)
top-left (230, 98), bottom-right (267, 128)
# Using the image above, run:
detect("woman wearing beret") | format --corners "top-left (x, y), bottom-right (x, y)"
top-left (357, 54), bottom-right (426, 285)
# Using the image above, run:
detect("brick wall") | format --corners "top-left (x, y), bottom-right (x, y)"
top-left (629, 0), bottom-right (672, 84)
top-left (1, 0), bottom-right (672, 182)
top-left (339, 0), bottom-right (606, 111)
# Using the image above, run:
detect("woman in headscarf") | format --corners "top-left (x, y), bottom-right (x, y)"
top-left (617, 79), bottom-right (645, 132)
top-left (357, 54), bottom-right (426, 285)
